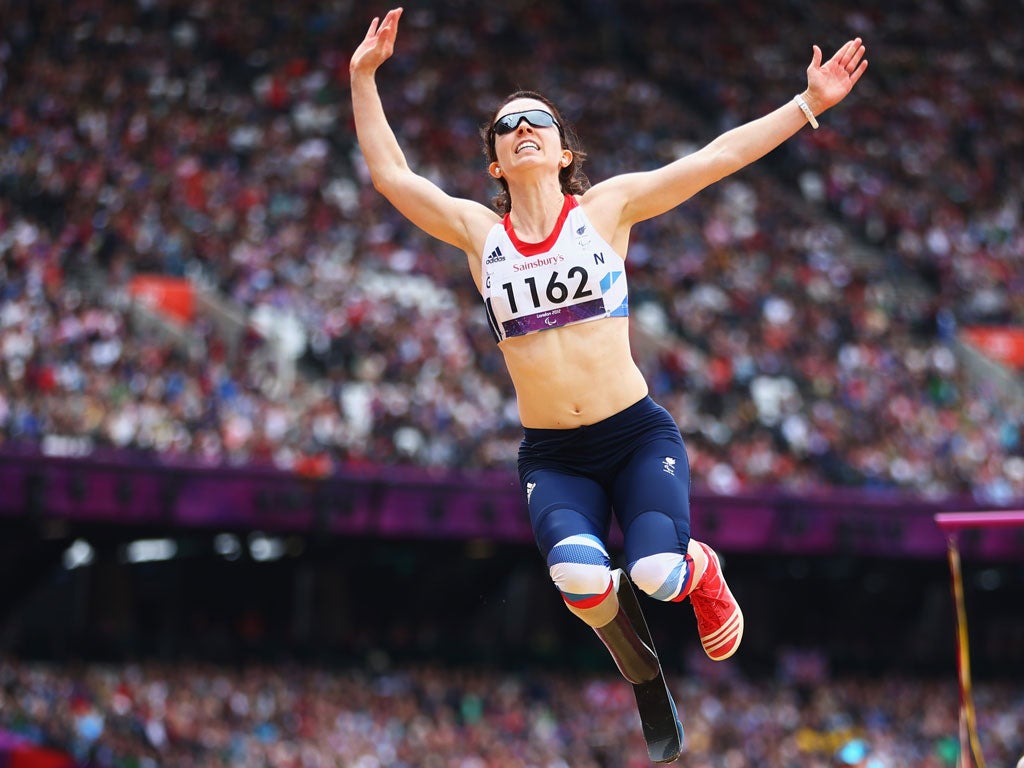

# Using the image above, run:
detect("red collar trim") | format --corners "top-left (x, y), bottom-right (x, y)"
top-left (502, 195), bottom-right (576, 256)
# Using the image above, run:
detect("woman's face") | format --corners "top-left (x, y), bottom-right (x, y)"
top-left (490, 98), bottom-right (569, 177)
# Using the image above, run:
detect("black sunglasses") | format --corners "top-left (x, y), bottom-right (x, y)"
top-left (491, 109), bottom-right (561, 136)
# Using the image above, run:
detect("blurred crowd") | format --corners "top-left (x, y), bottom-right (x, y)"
top-left (2, 658), bottom-right (1022, 768)
top-left (0, 0), bottom-right (1022, 500)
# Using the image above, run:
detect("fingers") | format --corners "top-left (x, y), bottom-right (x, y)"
top-left (801, 36), bottom-right (867, 109)
top-left (813, 37), bottom-right (867, 83)
top-left (835, 37), bottom-right (865, 69)
top-left (845, 42), bottom-right (867, 74)
top-left (376, 8), bottom-right (403, 47)
top-left (848, 58), bottom-right (869, 88)
top-left (810, 44), bottom-right (823, 69)
top-left (381, 7), bottom-right (404, 33)
top-left (352, 9), bottom-right (403, 73)
top-left (836, 38), bottom-right (867, 88)
top-left (363, 8), bottom-right (402, 43)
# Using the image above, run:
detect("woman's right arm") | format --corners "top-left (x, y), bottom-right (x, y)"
top-left (350, 9), bottom-right (495, 255)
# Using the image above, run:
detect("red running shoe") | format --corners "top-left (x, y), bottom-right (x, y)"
top-left (690, 543), bottom-right (744, 660)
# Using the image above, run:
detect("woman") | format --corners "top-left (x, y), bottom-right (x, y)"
top-left (350, 8), bottom-right (866, 678)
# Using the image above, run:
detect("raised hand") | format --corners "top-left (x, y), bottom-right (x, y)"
top-left (804, 38), bottom-right (868, 112)
top-left (350, 8), bottom-right (404, 77)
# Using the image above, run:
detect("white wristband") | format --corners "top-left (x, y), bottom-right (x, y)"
top-left (794, 93), bottom-right (819, 129)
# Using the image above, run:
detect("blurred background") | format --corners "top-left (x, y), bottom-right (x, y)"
top-left (0, 0), bottom-right (1022, 765)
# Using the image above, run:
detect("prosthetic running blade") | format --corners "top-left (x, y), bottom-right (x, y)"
top-left (613, 569), bottom-right (685, 764)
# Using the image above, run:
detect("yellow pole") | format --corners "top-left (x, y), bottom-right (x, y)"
top-left (946, 538), bottom-right (986, 768)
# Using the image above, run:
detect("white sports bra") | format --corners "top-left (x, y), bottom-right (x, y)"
top-left (480, 195), bottom-right (628, 342)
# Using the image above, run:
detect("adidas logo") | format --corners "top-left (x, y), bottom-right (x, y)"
top-left (662, 457), bottom-right (676, 476)
top-left (485, 246), bottom-right (505, 264)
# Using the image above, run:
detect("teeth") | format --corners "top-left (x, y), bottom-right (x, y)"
top-left (516, 142), bottom-right (539, 153)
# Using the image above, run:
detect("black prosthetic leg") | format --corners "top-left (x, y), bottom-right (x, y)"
top-left (596, 569), bottom-right (684, 764)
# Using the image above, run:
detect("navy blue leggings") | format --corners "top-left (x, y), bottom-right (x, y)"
top-left (518, 396), bottom-right (692, 568)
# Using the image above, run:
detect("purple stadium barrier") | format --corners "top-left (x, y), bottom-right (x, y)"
top-left (1, 448), bottom-right (1022, 560)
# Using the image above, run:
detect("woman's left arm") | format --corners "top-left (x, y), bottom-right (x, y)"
top-left (587, 38), bottom-right (867, 227)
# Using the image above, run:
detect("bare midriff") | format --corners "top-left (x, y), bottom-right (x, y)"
top-left (498, 316), bottom-right (649, 429)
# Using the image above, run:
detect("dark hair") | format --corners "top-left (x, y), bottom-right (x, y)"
top-left (481, 90), bottom-right (589, 216)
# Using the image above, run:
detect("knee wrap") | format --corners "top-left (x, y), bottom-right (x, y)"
top-left (629, 552), bottom-right (694, 602)
top-left (547, 534), bottom-right (616, 627)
